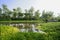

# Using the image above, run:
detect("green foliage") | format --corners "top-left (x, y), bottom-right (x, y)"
top-left (56, 15), bottom-right (60, 22)
top-left (0, 25), bottom-right (47, 40)
top-left (34, 10), bottom-right (40, 20)
top-left (12, 32), bottom-right (46, 40)
top-left (1, 22), bottom-right (60, 40)
top-left (40, 22), bottom-right (60, 32)
top-left (39, 22), bottom-right (60, 40)
top-left (41, 10), bottom-right (54, 22)
top-left (0, 25), bottom-right (20, 40)
top-left (0, 4), bottom-right (60, 22)
top-left (0, 4), bottom-right (41, 21)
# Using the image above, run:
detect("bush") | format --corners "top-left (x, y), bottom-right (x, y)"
top-left (0, 25), bottom-right (20, 40)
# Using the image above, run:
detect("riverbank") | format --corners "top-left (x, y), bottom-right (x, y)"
top-left (0, 22), bottom-right (60, 40)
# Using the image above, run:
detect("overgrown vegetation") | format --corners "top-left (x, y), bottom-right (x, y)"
top-left (0, 22), bottom-right (60, 40)
top-left (0, 25), bottom-right (20, 40)
top-left (39, 22), bottom-right (60, 40)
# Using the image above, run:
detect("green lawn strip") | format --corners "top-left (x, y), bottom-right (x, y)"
top-left (0, 20), bottom-right (41, 23)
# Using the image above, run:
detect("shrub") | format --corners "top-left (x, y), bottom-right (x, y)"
top-left (0, 25), bottom-right (20, 40)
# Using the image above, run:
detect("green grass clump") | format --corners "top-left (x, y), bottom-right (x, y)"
top-left (0, 25), bottom-right (20, 40)
top-left (40, 22), bottom-right (60, 32)
top-left (38, 22), bottom-right (60, 40)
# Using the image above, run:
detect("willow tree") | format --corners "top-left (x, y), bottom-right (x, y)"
top-left (24, 9), bottom-right (30, 20)
top-left (41, 10), bottom-right (53, 22)
top-left (34, 10), bottom-right (40, 20)
top-left (28, 7), bottom-right (34, 20)
top-left (2, 4), bottom-right (11, 20)
top-left (17, 7), bottom-right (23, 19)
top-left (0, 8), bottom-right (2, 20)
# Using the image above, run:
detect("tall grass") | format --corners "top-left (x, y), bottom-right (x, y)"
top-left (0, 22), bottom-right (60, 40)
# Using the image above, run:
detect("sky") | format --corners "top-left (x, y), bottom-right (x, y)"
top-left (0, 0), bottom-right (60, 16)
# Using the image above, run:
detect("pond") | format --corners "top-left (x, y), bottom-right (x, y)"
top-left (0, 22), bottom-right (45, 33)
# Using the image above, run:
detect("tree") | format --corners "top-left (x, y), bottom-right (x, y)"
top-left (2, 4), bottom-right (7, 18)
top-left (0, 8), bottom-right (2, 14)
top-left (16, 7), bottom-right (22, 13)
top-left (34, 10), bottom-right (40, 20)
top-left (0, 8), bottom-right (2, 20)
top-left (2, 4), bottom-right (11, 20)
top-left (2, 4), bottom-right (10, 15)
top-left (17, 7), bottom-right (23, 19)
top-left (56, 15), bottom-right (60, 22)
top-left (41, 10), bottom-right (53, 22)
top-left (12, 7), bottom-right (24, 20)
top-left (18, 12), bottom-right (23, 19)
top-left (24, 9), bottom-right (30, 20)
top-left (24, 7), bottom-right (34, 20)
top-left (28, 7), bottom-right (34, 20)
top-left (12, 8), bottom-right (17, 19)
top-left (25, 9), bottom-right (28, 13)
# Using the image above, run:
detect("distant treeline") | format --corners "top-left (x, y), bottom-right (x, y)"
top-left (0, 4), bottom-right (60, 22)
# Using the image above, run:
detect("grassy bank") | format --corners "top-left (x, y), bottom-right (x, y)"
top-left (0, 22), bottom-right (60, 40)
top-left (0, 20), bottom-right (41, 23)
